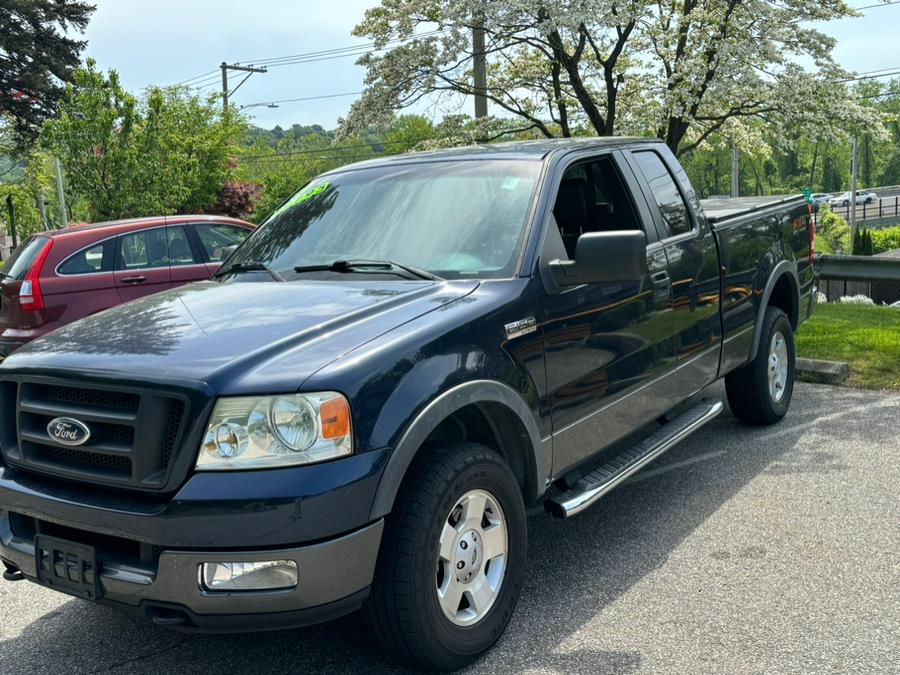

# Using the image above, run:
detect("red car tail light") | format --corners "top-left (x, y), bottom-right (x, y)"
top-left (18, 239), bottom-right (54, 311)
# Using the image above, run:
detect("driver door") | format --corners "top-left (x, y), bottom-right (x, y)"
top-left (536, 151), bottom-right (677, 476)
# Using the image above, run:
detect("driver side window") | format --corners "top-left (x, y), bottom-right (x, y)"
top-left (550, 156), bottom-right (642, 259)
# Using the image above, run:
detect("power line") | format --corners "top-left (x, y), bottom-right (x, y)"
top-left (849, 0), bottom-right (900, 10)
top-left (237, 30), bottom-right (448, 68)
top-left (834, 68), bottom-right (900, 83)
top-left (240, 91), bottom-right (362, 109)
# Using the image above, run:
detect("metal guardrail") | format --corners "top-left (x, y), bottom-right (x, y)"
top-left (816, 254), bottom-right (900, 282)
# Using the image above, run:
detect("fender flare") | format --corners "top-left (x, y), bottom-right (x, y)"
top-left (748, 260), bottom-right (800, 362)
top-left (368, 379), bottom-right (545, 520)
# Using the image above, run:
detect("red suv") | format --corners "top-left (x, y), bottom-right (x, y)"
top-left (0, 215), bottom-right (254, 356)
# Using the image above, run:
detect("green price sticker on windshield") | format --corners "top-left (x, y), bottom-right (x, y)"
top-left (272, 181), bottom-right (330, 218)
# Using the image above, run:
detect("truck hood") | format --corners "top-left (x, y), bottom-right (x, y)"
top-left (4, 279), bottom-right (479, 392)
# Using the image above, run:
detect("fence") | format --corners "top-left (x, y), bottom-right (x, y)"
top-left (817, 254), bottom-right (900, 304)
top-left (816, 196), bottom-right (900, 228)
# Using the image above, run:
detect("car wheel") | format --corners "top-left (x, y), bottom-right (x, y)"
top-left (843, 200), bottom-right (849, 207)
top-left (725, 306), bottom-right (795, 425)
top-left (365, 442), bottom-right (527, 671)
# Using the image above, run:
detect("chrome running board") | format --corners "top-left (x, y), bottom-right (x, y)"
top-left (546, 399), bottom-right (724, 518)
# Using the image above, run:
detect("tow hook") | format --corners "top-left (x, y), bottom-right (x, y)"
top-left (2, 562), bottom-right (25, 581)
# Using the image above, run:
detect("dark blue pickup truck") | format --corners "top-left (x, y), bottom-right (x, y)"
top-left (0, 139), bottom-right (816, 670)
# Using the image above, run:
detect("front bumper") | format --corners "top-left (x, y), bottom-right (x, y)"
top-left (0, 447), bottom-right (390, 630)
top-left (0, 512), bottom-right (383, 631)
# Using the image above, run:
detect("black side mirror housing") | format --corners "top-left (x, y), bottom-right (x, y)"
top-left (548, 230), bottom-right (648, 287)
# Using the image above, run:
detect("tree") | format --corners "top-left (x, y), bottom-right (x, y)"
top-left (0, 0), bottom-right (95, 148)
top-left (341, 0), bottom-right (884, 156)
top-left (41, 61), bottom-right (243, 220)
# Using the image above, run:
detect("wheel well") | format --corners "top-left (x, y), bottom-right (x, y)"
top-left (767, 273), bottom-right (798, 329)
top-left (422, 402), bottom-right (534, 500)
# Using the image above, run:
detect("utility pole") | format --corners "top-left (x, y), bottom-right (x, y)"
top-left (5, 194), bottom-right (17, 252)
top-left (53, 157), bottom-right (67, 229)
top-left (473, 17), bottom-right (488, 119)
top-left (220, 62), bottom-right (228, 111)
top-left (849, 135), bottom-right (859, 254)
top-left (220, 62), bottom-right (268, 112)
top-left (35, 191), bottom-right (48, 230)
top-left (730, 139), bottom-right (740, 198)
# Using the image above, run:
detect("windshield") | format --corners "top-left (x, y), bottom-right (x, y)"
top-left (226, 159), bottom-right (542, 280)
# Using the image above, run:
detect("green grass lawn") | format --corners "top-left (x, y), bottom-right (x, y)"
top-left (796, 303), bottom-right (900, 389)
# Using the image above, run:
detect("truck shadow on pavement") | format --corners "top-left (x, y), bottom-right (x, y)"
top-left (0, 384), bottom-right (886, 675)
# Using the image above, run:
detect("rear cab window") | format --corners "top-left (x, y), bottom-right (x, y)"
top-left (3, 236), bottom-right (50, 280)
top-left (631, 150), bottom-right (695, 238)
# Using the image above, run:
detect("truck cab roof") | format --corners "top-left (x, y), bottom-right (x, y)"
top-left (322, 137), bottom-right (661, 175)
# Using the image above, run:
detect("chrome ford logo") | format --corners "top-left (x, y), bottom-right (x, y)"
top-left (46, 417), bottom-right (91, 446)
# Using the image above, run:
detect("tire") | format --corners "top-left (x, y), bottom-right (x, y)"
top-left (725, 306), bottom-right (795, 425)
top-left (365, 442), bottom-right (527, 671)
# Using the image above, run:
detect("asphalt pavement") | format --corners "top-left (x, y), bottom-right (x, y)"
top-left (1, 381), bottom-right (898, 674)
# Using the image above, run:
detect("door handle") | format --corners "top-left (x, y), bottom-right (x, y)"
top-left (120, 275), bottom-right (147, 284)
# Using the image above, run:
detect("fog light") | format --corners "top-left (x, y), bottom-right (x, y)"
top-left (200, 560), bottom-right (298, 592)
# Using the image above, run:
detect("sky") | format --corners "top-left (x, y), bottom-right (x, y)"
top-left (77, 0), bottom-right (900, 131)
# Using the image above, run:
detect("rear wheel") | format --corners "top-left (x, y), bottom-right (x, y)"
top-left (725, 306), bottom-right (795, 425)
top-left (365, 442), bottom-right (527, 671)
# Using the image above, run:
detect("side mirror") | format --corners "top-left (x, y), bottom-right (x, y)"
top-left (548, 230), bottom-right (648, 287)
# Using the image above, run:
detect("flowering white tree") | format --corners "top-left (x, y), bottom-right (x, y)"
top-left (341, 0), bottom-right (885, 154)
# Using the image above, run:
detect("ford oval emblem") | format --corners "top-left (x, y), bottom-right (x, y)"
top-left (46, 417), bottom-right (91, 446)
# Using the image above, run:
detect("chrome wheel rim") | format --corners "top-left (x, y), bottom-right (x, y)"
top-left (768, 330), bottom-right (789, 403)
top-left (435, 489), bottom-right (508, 626)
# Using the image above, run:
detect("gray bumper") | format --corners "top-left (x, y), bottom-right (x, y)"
top-left (1, 515), bottom-right (383, 630)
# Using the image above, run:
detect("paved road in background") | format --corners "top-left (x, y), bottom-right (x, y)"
top-left (1, 382), bottom-right (898, 674)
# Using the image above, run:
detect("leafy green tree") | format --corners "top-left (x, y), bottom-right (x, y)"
top-left (41, 61), bottom-right (242, 220)
top-left (0, 0), bottom-right (94, 148)
top-left (383, 115), bottom-right (436, 154)
top-left (234, 134), bottom-right (376, 223)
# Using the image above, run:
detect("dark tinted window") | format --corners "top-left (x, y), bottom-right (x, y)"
top-left (167, 226), bottom-right (198, 267)
top-left (633, 151), bottom-right (692, 237)
top-left (59, 242), bottom-right (109, 275)
top-left (4, 236), bottom-right (49, 280)
top-left (118, 228), bottom-right (169, 270)
top-left (194, 223), bottom-right (250, 262)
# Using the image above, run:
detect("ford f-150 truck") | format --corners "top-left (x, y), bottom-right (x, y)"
top-left (0, 139), bottom-right (816, 670)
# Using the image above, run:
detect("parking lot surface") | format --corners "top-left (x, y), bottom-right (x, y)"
top-left (1, 382), bottom-right (898, 674)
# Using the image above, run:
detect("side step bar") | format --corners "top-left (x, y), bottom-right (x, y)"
top-left (546, 399), bottom-right (724, 518)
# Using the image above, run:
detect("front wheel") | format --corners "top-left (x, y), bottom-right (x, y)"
top-left (725, 306), bottom-right (795, 425)
top-left (365, 442), bottom-right (527, 671)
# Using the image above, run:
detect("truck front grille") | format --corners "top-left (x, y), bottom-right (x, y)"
top-left (0, 377), bottom-right (191, 492)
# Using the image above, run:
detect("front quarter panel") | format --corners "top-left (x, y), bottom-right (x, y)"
top-left (301, 279), bottom-right (549, 515)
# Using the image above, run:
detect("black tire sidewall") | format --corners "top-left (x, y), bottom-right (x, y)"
top-left (369, 443), bottom-right (528, 670)
top-left (421, 457), bottom-right (527, 661)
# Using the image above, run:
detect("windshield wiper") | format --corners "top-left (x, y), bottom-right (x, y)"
top-left (293, 259), bottom-right (443, 281)
top-left (216, 261), bottom-right (285, 282)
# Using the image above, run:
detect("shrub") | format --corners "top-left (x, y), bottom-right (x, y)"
top-left (817, 205), bottom-right (850, 253)
top-left (870, 226), bottom-right (900, 255)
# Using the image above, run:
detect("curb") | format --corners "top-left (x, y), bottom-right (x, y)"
top-left (796, 358), bottom-right (851, 385)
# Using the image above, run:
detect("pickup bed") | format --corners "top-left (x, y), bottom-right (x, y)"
top-left (0, 138), bottom-right (816, 670)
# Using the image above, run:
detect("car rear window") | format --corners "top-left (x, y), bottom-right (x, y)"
top-left (3, 236), bottom-right (49, 280)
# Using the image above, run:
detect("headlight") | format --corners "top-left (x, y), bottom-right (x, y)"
top-left (197, 392), bottom-right (352, 470)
